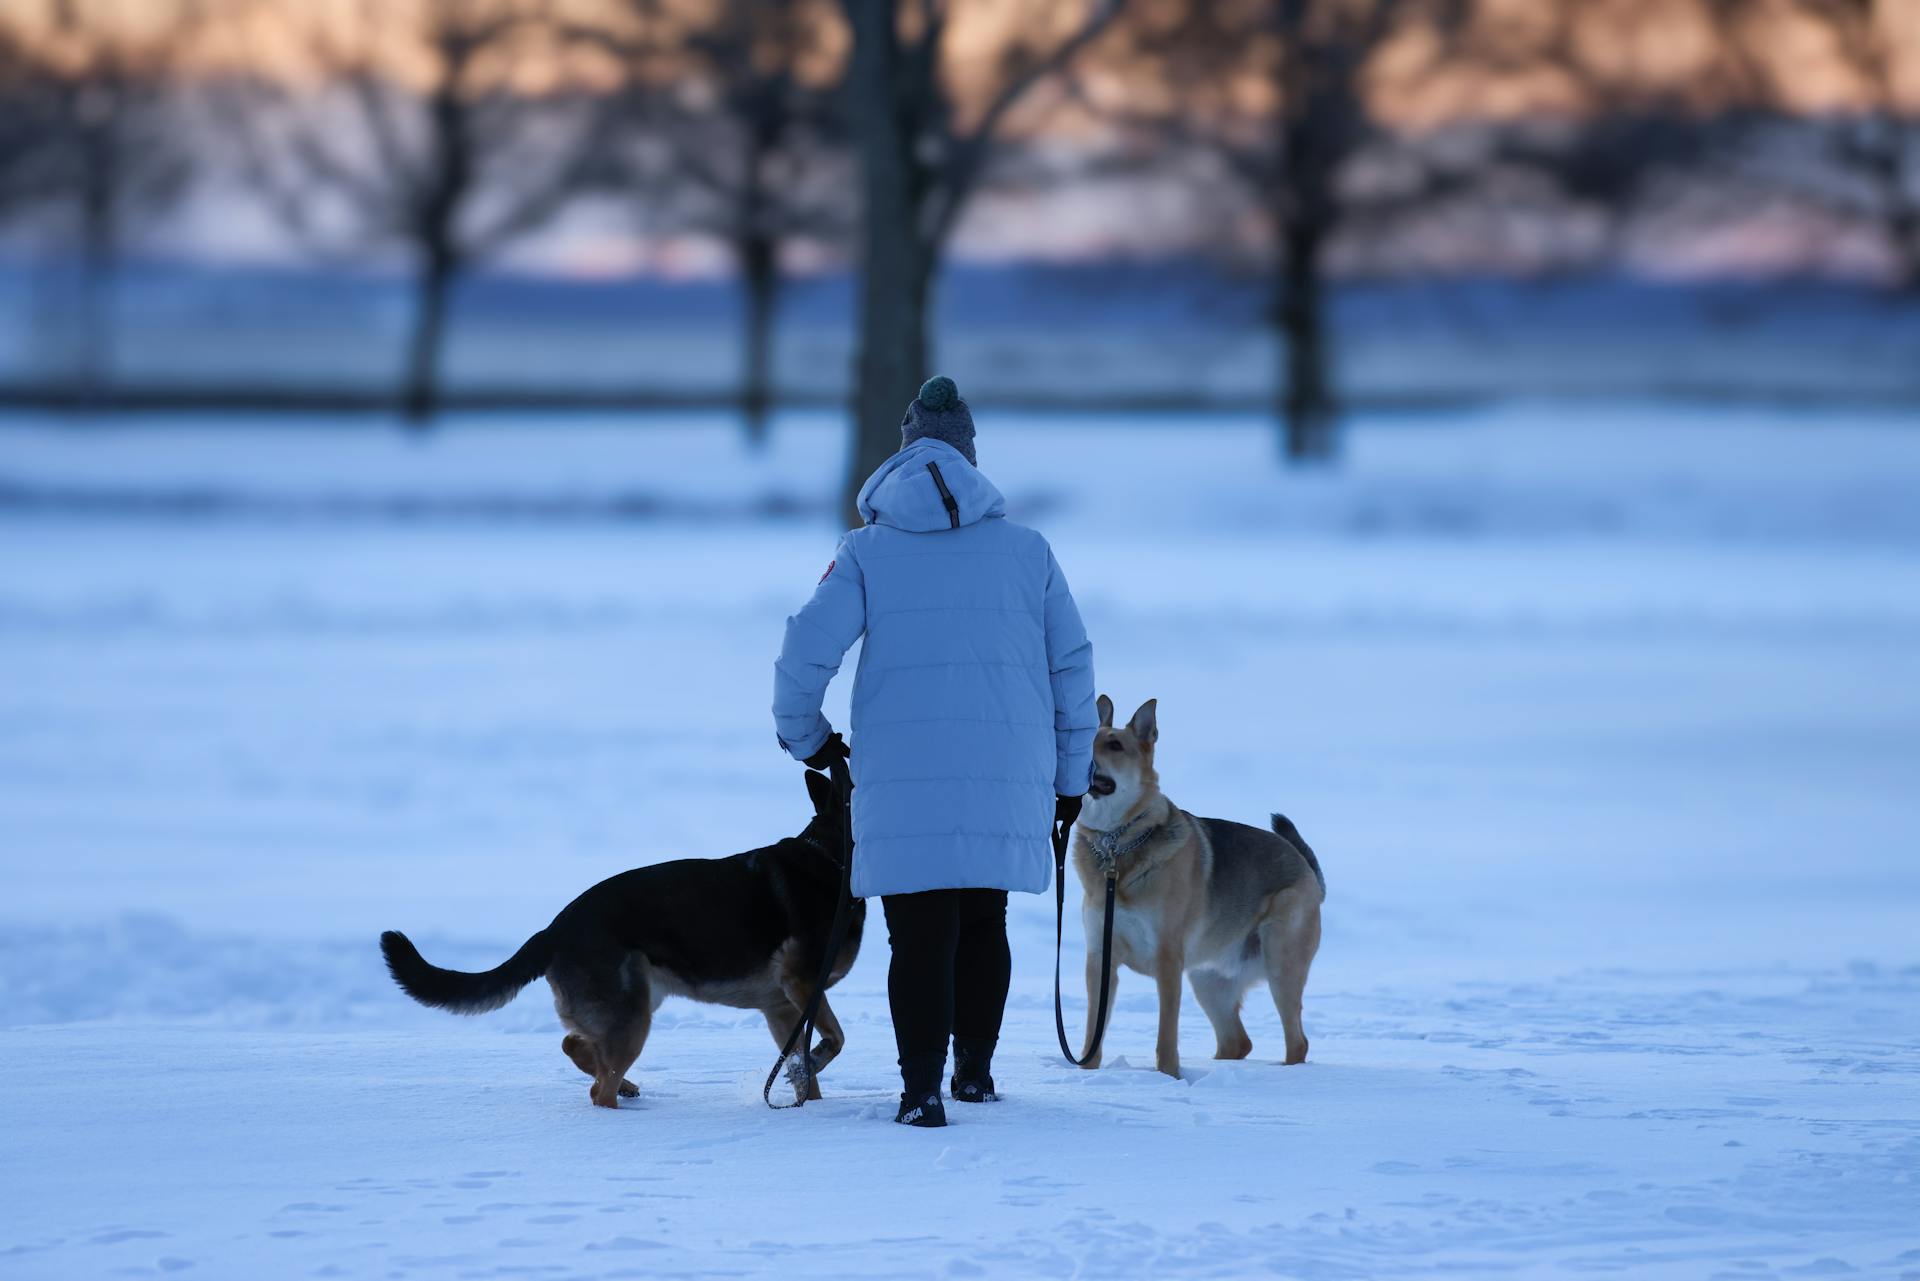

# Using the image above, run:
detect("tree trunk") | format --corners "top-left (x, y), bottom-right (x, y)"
top-left (76, 194), bottom-right (113, 406)
top-left (1276, 218), bottom-right (1336, 463)
top-left (739, 232), bottom-right (779, 449)
top-left (841, 0), bottom-right (929, 527)
top-left (1890, 205), bottom-right (1920, 295)
top-left (403, 71), bottom-right (471, 432)
top-left (846, 255), bottom-right (929, 516)
top-left (75, 121), bottom-right (115, 405)
top-left (401, 247), bottom-right (454, 429)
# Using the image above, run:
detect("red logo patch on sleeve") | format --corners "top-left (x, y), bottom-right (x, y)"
top-left (819, 559), bottom-right (836, 584)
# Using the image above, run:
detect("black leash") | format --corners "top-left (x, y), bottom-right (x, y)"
top-left (763, 754), bottom-right (856, 1110)
top-left (1053, 816), bottom-right (1118, 1067)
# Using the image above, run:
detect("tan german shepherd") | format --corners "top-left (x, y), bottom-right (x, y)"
top-left (1072, 696), bottom-right (1326, 1079)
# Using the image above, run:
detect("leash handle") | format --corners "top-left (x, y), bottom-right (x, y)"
top-left (764, 754), bottom-right (855, 1110)
top-left (1054, 817), bottom-right (1117, 1068)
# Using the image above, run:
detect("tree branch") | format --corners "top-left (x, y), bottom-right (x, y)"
top-left (926, 0), bottom-right (1127, 251)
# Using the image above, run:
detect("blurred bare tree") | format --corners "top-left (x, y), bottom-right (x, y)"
top-left (1483, 115), bottom-right (1712, 274)
top-left (1739, 0), bottom-right (1919, 292)
top-left (0, 25), bottom-right (62, 215)
top-left (219, 0), bottom-right (609, 425)
top-left (1087, 0), bottom-right (1438, 463)
top-left (0, 0), bottom-right (195, 397)
top-left (1431, 2), bottom-right (1741, 278)
top-left (837, 0), bottom-right (1124, 520)
top-left (579, 0), bottom-right (850, 446)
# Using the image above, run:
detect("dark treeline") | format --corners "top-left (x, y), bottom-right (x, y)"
top-left (1, 0), bottom-right (1914, 516)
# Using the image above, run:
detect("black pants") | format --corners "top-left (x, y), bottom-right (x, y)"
top-left (881, 888), bottom-right (1011, 1093)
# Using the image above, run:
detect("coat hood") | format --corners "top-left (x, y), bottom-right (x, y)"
top-left (857, 439), bottom-right (1006, 532)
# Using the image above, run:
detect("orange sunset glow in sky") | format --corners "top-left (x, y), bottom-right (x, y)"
top-left (3, 0), bottom-right (1915, 275)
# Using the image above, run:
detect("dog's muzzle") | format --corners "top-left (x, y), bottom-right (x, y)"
top-left (1089, 773), bottom-right (1116, 797)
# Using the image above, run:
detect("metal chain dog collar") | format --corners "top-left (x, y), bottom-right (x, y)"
top-left (1089, 807), bottom-right (1166, 872)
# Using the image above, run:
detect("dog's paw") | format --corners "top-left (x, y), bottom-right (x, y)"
top-left (768, 1052), bottom-right (814, 1108)
top-left (1214, 1036), bottom-right (1254, 1061)
top-left (617, 1078), bottom-right (639, 1099)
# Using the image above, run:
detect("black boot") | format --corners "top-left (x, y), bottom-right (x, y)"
top-left (894, 1090), bottom-right (947, 1127)
top-left (950, 1037), bottom-right (998, 1103)
top-left (894, 1051), bottom-right (947, 1128)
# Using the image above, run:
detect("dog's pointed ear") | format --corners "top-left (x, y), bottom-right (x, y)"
top-left (804, 769), bottom-right (833, 816)
top-left (1097, 694), bottom-right (1113, 728)
top-left (1128, 698), bottom-right (1158, 746)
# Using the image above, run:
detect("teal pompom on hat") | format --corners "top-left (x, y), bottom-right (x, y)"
top-left (900, 374), bottom-right (976, 465)
top-left (918, 375), bottom-right (959, 411)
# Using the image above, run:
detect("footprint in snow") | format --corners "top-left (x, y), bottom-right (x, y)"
top-left (933, 1146), bottom-right (993, 1171)
top-left (584, 1235), bottom-right (669, 1252)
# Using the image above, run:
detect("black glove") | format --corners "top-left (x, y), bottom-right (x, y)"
top-left (804, 732), bottom-right (849, 771)
top-left (1055, 794), bottom-right (1083, 829)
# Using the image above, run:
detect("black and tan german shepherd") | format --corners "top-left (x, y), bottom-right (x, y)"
top-left (380, 770), bottom-right (863, 1109)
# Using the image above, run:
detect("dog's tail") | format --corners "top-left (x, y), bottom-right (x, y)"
top-left (1272, 814), bottom-right (1326, 898)
top-left (379, 929), bottom-right (554, 1015)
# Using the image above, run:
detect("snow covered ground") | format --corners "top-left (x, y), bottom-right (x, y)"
top-left (2, 405), bottom-right (1918, 1280)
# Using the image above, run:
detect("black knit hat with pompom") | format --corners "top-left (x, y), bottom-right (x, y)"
top-left (900, 375), bottom-right (976, 465)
